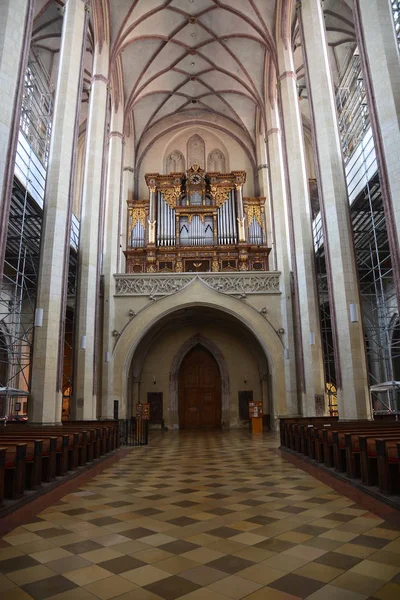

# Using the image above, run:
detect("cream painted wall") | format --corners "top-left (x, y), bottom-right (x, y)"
top-left (137, 125), bottom-right (255, 199)
top-left (136, 322), bottom-right (263, 427)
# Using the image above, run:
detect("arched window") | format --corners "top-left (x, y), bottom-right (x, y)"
top-left (187, 134), bottom-right (205, 170)
top-left (207, 149), bottom-right (226, 173)
top-left (166, 150), bottom-right (185, 174)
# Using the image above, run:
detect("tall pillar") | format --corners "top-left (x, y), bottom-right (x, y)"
top-left (353, 0), bottom-right (400, 308)
top-left (0, 0), bottom-right (34, 283)
top-left (257, 132), bottom-right (276, 268)
top-left (101, 105), bottom-right (124, 419)
top-left (276, 38), bottom-right (325, 416)
top-left (298, 0), bottom-right (371, 419)
top-left (74, 43), bottom-right (109, 420)
top-left (119, 134), bottom-right (135, 273)
top-left (266, 95), bottom-right (298, 417)
top-left (30, 0), bottom-right (88, 424)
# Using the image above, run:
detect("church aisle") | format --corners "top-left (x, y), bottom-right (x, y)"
top-left (0, 431), bottom-right (400, 600)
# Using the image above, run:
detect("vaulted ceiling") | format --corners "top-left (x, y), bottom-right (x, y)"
top-left (32, 0), bottom-right (356, 159)
top-left (110, 0), bottom-right (276, 151)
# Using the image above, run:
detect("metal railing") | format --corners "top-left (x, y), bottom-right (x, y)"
top-left (119, 418), bottom-right (149, 446)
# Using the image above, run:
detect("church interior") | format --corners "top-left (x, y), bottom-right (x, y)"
top-left (1, 0), bottom-right (400, 599)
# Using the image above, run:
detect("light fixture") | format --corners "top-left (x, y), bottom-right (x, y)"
top-left (309, 332), bottom-right (315, 346)
top-left (349, 303), bottom-right (358, 323)
top-left (153, 375), bottom-right (156, 385)
top-left (34, 308), bottom-right (43, 327)
top-left (105, 351), bottom-right (110, 363)
top-left (244, 375), bottom-right (248, 384)
top-left (80, 335), bottom-right (87, 350)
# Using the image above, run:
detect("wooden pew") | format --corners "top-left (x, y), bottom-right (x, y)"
top-left (0, 448), bottom-right (5, 504)
top-left (0, 437), bottom-right (43, 489)
top-left (345, 428), bottom-right (400, 479)
top-left (312, 421), bottom-right (387, 465)
top-left (2, 442), bottom-right (27, 501)
top-left (359, 436), bottom-right (400, 493)
top-left (1, 429), bottom-right (73, 477)
top-left (279, 417), bottom-right (338, 451)
top-left (0, 420), bottom-right (119, 506)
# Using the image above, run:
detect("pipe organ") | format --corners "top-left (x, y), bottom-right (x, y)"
top-left (126, 164), bottom-right (270, 273)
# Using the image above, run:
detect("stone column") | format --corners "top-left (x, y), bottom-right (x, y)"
top-left (148, 186), bottom-right (156, 244)
top-left (120, 134), bottom-right (134, 273)
top-left (74, 43), bottom-right (109, 420)
top-left (298, 0), bottom-right (371, 419)
top-left (266, 95), bottom-right (298, 417)
top-left (353, 0), bottom-right (400, 308)
top-left (257, 133), bottom-right (276, 268)
top-left (30, 0), bottom-right (88, 424)
top-left (277, 42), bottom-right (325, 416)
top-left (101, 105), bottom-right (124, 419)
top-left (0, 0), bottom-right (34, 283)
top-left (235, 184), bottom-right (246, 242)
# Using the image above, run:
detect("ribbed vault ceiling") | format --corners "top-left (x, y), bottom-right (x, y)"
top-left (31, 1), bottom-right (356, 152)
top-left (111, 0), bottom-right (276, 149)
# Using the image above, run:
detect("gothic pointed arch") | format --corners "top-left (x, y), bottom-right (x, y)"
top-left (165, 150), bottom-right (185, 174)
top-left (187, 134), bottom-right (205, 170)
top-left (169, 335), bottom-right (230, 427)
top-left (207, 149), bottom-right (226, 173)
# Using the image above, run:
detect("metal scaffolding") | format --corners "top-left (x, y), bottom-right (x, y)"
top-left (312, 184), bottom-right (338, 416)
top-left (0, 51), bottom-right (82, 420)
top-left (0, 55), bottom-right (54, 417)
top-left (312, 46), bottom-right (400, 416)
top-left (327, 48), bottom-right (398, 415)
top-left (0, 179), bottom-right (42, 417)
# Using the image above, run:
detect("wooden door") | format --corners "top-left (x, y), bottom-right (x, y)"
top-left (179, 346), bottom-right (221, 429)
top-left (238, 391), bottom-right (253, 421)
top-left (147, 393), bottom-right (163, 425)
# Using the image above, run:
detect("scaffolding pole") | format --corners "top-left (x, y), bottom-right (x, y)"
top-left (336, 49), bottom-right (399, 414)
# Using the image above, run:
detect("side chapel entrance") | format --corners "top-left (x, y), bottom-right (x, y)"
top-left (179, 345), bottom-right (221, 429)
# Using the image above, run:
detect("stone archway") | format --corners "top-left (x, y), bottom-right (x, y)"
top-left (169, 334), bottom-right (230, 428)
top-left (112, 278), bottom-right (287, 424)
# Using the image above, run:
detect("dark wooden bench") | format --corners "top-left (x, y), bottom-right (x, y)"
top-left (312, 421), bottom-right (386, 465)
top-left (0, 420), bottom-right (119, 506)
top-left (1, 442), bottom-right (27, 501)
top-left (279, 417), bottom-right (338, 450)
top-left (359, 435), bottom-right (400, 493)
top-left (344, 428), bottom-right (400, 479)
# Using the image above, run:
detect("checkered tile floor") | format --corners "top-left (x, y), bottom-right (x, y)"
top-left (1, 430), bottom-right (400, 600)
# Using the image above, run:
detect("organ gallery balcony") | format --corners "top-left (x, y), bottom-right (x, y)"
top-left (125, 165), bottom-right (271, 274)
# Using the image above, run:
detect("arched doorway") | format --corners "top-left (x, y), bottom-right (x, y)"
top-left (179, 345), bottom-right (221, 429)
